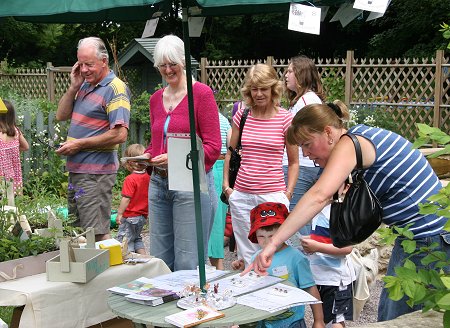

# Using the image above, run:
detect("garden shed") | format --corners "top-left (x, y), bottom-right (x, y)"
top-left (117, 38), bottom-right (199, 98)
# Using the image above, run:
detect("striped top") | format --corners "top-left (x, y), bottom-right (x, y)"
top-left (218, 112), bottom-right (231, 154)
top-left (233, 107), bottom-right (293, 194)
top-left (66, 71), bottom-right (131, 174)
top-left (348, 124), bottom-right (445, 238)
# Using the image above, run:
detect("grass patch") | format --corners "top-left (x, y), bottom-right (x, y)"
top-left (0, 306), bottom-right (13, 326)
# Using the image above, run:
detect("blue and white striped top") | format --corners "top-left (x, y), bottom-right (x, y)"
top-left (348, 124), bottom-right (444, 239)
top-left (218, 112), bottom-right (231, 154)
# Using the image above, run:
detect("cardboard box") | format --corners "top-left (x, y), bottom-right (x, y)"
top-left (0, 251), bottom-right (59, 282)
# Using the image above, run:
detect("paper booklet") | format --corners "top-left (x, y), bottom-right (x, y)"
top-left (164, 305), bottom-right (225, 328)
top-left (236, 282), bottom-right (321, 313)
top-left (120, 155), bottom-right (151, 166)
top-left (125, 287), bottom-right (180, 306)
top-left (210, 271), bottom-right (284, 297)
top-left (144, 269), bottom-right (230, 293)
top-left (107, 277), bottom-right (154, 296)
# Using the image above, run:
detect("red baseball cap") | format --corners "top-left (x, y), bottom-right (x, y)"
top-left (248, 202), bottom-right (289, 243)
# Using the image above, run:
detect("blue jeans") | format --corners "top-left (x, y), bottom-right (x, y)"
top-left (117, 215), bottom-right (146, 252)
top-left (378, 232), bottom-right (450, 321)
top-left (283, 165), bottom-right (320, 235)
top-left (149, 170), bottom-right (215, 271)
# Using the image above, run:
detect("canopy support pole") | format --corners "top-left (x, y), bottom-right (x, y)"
top-left (181, 0), bottom-right (206, 290)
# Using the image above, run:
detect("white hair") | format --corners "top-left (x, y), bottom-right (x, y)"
top-left (153, 35), bottom-right (185, 68)
top-left (78, 37), bottom-right (109, 62)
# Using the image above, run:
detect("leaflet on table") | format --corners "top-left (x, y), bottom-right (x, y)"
top-left (236, 282), bottom-right (321, 313)
top-left (107, 277), bottom-right (154, 296)
top-left (146, 269), bottom-right (230, 293)
top-left (164, 305), bottom-right (225, 328)
top-left (211, 272), bottom-right (284, 297)
top-left (125, 287), bottom-right (180, 306)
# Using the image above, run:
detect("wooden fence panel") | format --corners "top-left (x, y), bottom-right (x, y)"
top-left (2, 53), bottom-right (449, 139)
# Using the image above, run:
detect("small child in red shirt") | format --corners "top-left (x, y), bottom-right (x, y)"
top-left (116, 144), bottom-right (150, 255)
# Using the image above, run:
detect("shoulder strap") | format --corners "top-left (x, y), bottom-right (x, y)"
top-left (333, 133), bottom-right (363, 201)
top-left (236, 108), bottom-right (250, 148)
top-left (344, 133), bottom-right (363, 171)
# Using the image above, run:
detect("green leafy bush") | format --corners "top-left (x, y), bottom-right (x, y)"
top-left (380, 124), bottom-right (450, 327)
top-left (349, 104), bottom-right (402, 135)
top-left (322, 69), bottom-right (345, 102)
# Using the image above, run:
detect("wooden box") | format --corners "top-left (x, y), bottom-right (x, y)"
top-left (0, 251), bottom-right (59, 282)
top-left (46, 248), bottom-right (109, 283)
top-left (46, 228), bottom-right (110, 283)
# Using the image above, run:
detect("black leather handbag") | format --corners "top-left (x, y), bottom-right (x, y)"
top-left (220, 107), bottom-right (250, 205)
top-left (330, 133), bottom-right (383, 248)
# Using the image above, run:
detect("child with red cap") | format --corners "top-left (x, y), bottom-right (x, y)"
top-left (246, 202), bottom-right (325, 328)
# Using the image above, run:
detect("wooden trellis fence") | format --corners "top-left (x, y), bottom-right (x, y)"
top-left (201, 50), bottom-right (449, 139)
top-left (1, 50), bottom-right (449, 140)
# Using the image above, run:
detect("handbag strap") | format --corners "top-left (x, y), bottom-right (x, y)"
top-left (235, 107), bottom-right (250, 149)
top-left (333, 133), bottom-right (363, 201)
top-left (343, 133), bottom-right (363, 171)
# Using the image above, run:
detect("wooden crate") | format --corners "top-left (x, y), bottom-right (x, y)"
top-left (46, 229), bottom-right (110, 283)
top-left (0, 251), bottom-right (59, 282)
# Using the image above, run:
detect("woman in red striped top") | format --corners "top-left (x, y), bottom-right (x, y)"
top-left (222, 64), bottom-right (299, 267)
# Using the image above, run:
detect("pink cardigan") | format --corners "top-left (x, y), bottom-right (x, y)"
top-left (145, 82), bottom-right (221, 172)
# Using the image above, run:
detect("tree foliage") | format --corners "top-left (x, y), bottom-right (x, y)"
top-left (0, 0), bottom-right (448, 66)
top-left (367, 0), bottom-right (450, 58)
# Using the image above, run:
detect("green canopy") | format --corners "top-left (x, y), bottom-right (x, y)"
top-left (0, 0), bottom-right (340, 288)
top-left (0, 0), bottom-right (344, 22)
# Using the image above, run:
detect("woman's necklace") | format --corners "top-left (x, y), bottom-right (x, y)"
top-left (165, 86), bottom-right (186, 113)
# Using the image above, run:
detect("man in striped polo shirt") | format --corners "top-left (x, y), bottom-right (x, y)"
top-left (56, 37), bottom-right (131, 241)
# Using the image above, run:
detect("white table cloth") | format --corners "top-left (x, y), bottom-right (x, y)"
top-left (0, 258), bottom-right (170, 328)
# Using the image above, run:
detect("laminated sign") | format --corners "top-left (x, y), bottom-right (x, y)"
top-left (167, 133), bottom-right (207, 192)
top-left (288, 3), bottom-right (321, 35)
top-left (353, 0), bottom-right (390, 14)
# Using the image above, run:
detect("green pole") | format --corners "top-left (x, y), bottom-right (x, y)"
top-left (181, 0), bottom-right (206, 290)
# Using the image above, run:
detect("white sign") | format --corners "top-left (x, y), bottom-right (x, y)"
top-left (188, 17), bottom-right (206, 37)
top-left (167, 133), bottom-right (207, 192)
top-left (353, 0), bottom-right (390, 14)
top-left (141, 18), bottom-right (159, 38)
top-left (366, 0), bottom-right (391, 21)
top-left (288, 3), bottom-right (321, 35)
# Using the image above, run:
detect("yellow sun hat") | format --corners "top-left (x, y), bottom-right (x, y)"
top-left (0, 97), bottom-right (8, 113)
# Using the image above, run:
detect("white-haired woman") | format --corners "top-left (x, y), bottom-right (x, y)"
top-left (143, 35), bottom-right (221, 271)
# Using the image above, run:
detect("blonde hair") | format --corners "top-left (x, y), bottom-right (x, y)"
top-left (241, 64), bottom-right (283, 108)
top-left (287, 100), bottom-right (349, 145)
top-left (123, 144), bottom-right (146, 171)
